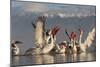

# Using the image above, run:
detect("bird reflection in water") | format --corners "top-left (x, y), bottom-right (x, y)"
top-left (54, 54), bottom-right (66, 63)
top-left (11, 56), bottom-right (20, 65)
top-left (25, 54), bottom-right (54, 64)
top-left (11, 52), bottom-right (95, 66)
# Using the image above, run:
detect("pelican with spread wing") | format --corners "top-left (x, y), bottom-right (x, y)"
top-left (25, 16), bottom-right (60, 55)
top-left (65, 27), bottom-right (96, 53)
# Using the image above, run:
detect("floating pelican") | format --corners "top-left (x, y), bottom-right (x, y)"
top-left (25, 29), bottom-right (56, 55)
top-left (25, 16), bottom-right (60, 55)
top-left (65, 30), bottom-right (78, 53)
top-left (54, 41), bottom-right (67, 54)
top-left (65, 28), bottom-right (96, 53)
top-left (11, 40), bottom-right (23, 55)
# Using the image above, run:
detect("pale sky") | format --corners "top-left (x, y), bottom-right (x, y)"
top-left (11, 1), bottom-right (96, 18)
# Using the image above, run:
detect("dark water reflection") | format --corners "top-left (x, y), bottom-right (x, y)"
top-left (11, 52), bottom-right (96, 66)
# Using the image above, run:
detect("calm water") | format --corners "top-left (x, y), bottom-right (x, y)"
top-left (11, 52), bottom-right (96, 66)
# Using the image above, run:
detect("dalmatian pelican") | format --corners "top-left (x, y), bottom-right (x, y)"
top-left (25, 16), bottom-right (60, 55)
top-left (11, 40), bottom-right (23, 55)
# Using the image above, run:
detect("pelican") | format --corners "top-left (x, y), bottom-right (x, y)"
top-left (54, 41), bottom-right (67, 54)
top-left (66, 39), bottom-right (77, 53)
top-left (25, 29), bottom-right (57, 55)
top-left (79, 28), bottom-right (96, 52)
top-left (65, 27), bottom-right (96, 53)
top-left (65, 30), bottom-right (77, 53)
top-left (25, 16), bottom-right (60, 55)
top-left (11, 40), bottom-right (23, 55)
top-left (65, 31), bottom-right (78, 53)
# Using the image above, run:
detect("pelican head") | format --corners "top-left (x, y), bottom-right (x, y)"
top-left (55, 41), bottom-right (67, 54)
top-left (61, 41), bottom-right (67, 47)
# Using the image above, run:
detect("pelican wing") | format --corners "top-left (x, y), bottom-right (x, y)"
top-left (34, 16), bottom-right (46, 48)
top-left (80, 28), bottom-right (96, 52)
top-left (83, 28), bottom-right (95, 47)
top-left (51, 25), bottom-right (60, 38)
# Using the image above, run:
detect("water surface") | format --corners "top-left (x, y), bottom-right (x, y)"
top-left (11, 52), bottom-right (96, 66)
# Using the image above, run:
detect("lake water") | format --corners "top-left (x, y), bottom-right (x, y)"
top-left (11, 52), bottom-right (96, 66)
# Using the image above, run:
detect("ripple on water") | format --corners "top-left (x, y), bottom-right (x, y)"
top-left (11, 52), bottom-right (96, 66)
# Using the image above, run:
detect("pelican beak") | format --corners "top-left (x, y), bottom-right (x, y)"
top-left (15, 41), bottom-right (23, 44)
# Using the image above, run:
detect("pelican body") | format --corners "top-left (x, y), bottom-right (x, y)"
top-left (11, 40), bottom-right (22, 55)
top-left (25, 16), bottom-right (60, 55)
top-left (12, 44), bottom-right (20, 55)
top-left (25, 29), bottom-right (55, 55)
top-left (53, 41), bottom-right (67, 54)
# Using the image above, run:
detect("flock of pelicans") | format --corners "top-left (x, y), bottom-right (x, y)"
top-left (11, 16), bottom-right (96, 56)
